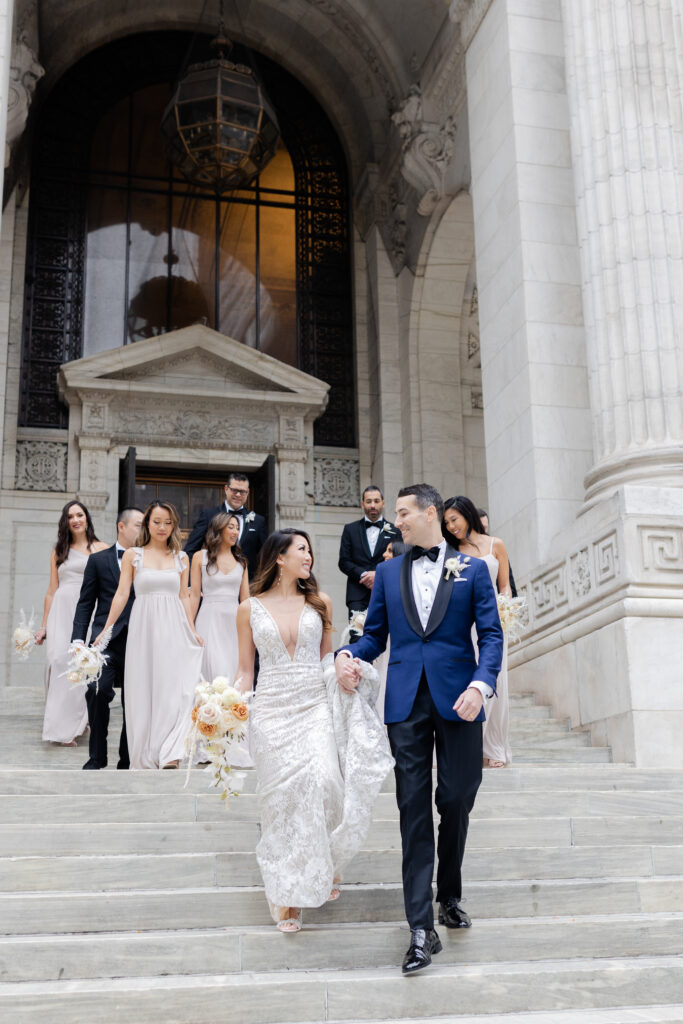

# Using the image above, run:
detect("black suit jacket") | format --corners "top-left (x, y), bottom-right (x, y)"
top-left (338, 518), bottom-right (401, 609)
top-left (184, 504), bottom-right (268, 579)
top-left (71, 545), bottom-right (135, 644)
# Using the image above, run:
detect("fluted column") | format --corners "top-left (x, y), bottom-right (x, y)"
top-left (561, 0), bottom-right (683, 501)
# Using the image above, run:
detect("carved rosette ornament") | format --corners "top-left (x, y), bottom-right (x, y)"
top-left (391, 85), bottom-right (457, 217)
top-left (313, 456), bottom-right (360, 507)
top-left (15, 441), bottom-right (67, 492)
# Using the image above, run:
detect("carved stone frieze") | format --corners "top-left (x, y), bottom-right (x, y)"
top-left (110, 404), bottom-right (275, 449)
top-left (15, 440), bottom-right (67, 492)
top-left (392, 85), bottom-right (457, 216)
top-left (570, 548), bottom-right (591, 597)
top-left (313, 456), bottom-right (360, 507)
top-left (594, 532), bottom-right (619, 585)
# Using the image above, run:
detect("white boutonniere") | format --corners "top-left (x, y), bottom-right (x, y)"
top-left (382, 522), bottom-right (394, 534)
top-left (444, 555), bottom-right (470, 581)
top-left (245, 511), bottom-right (255, 523)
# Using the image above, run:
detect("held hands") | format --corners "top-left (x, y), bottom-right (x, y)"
top-left (453, 686), bottom-right (484, 721)
top-left (335, 651), bottom-right (361, 693)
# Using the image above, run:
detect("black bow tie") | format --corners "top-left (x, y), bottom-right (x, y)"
top-left (411, 545), bottom-right (440, 562)
top-left (364, 519), bottom-right (382, 529)
top-left (116, 548), bottom-right (124, 560)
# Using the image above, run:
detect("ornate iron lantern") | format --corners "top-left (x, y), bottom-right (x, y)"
top-left (161, 15), bottom-right (279, 191)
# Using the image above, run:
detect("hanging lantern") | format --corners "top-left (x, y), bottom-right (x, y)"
top-left (161, 23), bottom-right (279, 191)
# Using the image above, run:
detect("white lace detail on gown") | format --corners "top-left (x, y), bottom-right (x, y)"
top-left (249, 597), bottom-right (393, 916)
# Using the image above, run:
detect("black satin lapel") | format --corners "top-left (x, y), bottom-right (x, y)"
top-left (358, 520), bottom-right (372, 559)
top-left (424, 545), bottom-right (459, 637)
top-left (399, 552), bottom-right (424, 637)
top-left (108, 545), bottom-right (120, 586)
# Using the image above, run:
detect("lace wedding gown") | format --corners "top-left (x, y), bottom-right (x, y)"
top-left (249, 597), bottom-right (393, 917)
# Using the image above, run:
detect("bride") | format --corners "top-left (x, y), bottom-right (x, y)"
top-left (235, 528), bottom-right (392, 933)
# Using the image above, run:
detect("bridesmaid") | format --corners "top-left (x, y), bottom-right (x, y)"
top-left (93, 501), bottom-right (203, 770)
top-left (190, 511), bottom-right (252, 768)
top-left (36, 501), bottom-right (108, 745)
top-left (442, 496), bottom-right (512, 768)
top-left (190, 511), bottom-right (249, 682)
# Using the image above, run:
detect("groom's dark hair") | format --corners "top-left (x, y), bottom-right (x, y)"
top-left (397, 483), bottom-right (444, 519)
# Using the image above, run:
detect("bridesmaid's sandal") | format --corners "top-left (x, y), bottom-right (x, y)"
top-left (484, 758), bottom-right (506, 768)
top-left (60, 741), bottom-right (77, 747)
top-left (277, 908), bottom-right (302, 933)
top-left (327, 887), bottom-right (341, 901)
top-left (162, 760), bottom-right (180, 770)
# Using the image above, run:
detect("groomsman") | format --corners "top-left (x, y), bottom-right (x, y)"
top-left (184, 471), bottom-right (267, 578)
top-left (338, 486), bottom-right (400, 628)
top-left (71, 507), bottom-right (144, 770)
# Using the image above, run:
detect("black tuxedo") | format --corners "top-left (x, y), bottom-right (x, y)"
top-left (338, 518), bottom-right (401, 611)
top-left (184, 503), bottom-right (267, 579)
top-left (71, 545), bottom-right (135, 769)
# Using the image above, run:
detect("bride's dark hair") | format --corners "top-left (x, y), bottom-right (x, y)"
top-left (251, 528), bottom-right (331, 630)
top-left (204, 512), bottom-right (247, 575)
top-left (442, 495), bottom-right (485, 547)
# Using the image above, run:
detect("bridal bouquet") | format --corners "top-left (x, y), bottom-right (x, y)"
top-left (65, 627), bottom-right (112, 687)
top-left (185, 676), bottom-right (249, 804)
top-left (13, 609), bottom-right (37, 661)
top-left (497, 593), bottom-right (528, 642)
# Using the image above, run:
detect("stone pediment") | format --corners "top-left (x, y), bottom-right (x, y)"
top-left (58, 324), bottom-right (329, 406)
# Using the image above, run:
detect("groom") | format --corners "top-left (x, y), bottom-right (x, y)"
top-left (336, 483), bottom-right (503, 974)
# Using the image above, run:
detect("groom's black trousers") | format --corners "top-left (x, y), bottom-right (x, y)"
top-left (387, 674), bottom-right (483, 931)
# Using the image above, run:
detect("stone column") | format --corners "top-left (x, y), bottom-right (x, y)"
top-left (560, 0), bottom-right (683, 502)
top-left (464, 0), bottom-right (593, 573)
top-left (0, 0), bottom-right (14, 202)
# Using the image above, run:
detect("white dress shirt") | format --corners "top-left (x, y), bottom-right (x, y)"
top-left (411, 539), bottom-right (493, 701)
top-left (364, 517), bottom-right (381, 556)
top-left (115, 542), bottom-right (126, 571)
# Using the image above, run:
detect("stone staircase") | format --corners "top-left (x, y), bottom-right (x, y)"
top-left (0, 690), bottom-right (682, 1023)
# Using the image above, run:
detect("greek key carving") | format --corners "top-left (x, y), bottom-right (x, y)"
top-left (532, 565), bottom-right (567, 617)
top-left (15, 441), bottom-right (67, 492)
top-left (640, 528), bottom-right (683, 573)
top-left (314, 456), bottom-right (360, 507)
top-left (594, 533), bottom-right (619, 585)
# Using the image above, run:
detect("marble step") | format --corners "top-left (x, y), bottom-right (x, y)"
top-left (1, 912), bottom-right (681, 983)
top-left (343, 1008), bottom-right (683, 1024)
top-left (1, 954), bottom-right (681, 1024)
top-left (2, 811), bottom-right (681, 857)
top-left (3, 842), bottom-right (681, 893)
top-left (1, 764), bottom-right (679, 794)
top-left (0, 788), bottom-right (679, 825)
top-left (2, 875), bottom-right (680, 935)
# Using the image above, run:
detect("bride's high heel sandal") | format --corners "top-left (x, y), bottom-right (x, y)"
top-left (277, 908), bottom-right (302, 933)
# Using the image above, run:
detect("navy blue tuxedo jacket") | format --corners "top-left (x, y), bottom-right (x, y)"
top-left (339, 546), bottom-right (503, 724)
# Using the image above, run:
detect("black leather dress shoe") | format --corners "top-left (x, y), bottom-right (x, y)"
top-left (82, 759), bottom-right (106, 770)
top-left (438, 897), bottom-right (472, 928)
top-left (401, 928), bottom-right (442, 975)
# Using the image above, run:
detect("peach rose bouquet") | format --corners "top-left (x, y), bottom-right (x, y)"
top-left (185, 675), bottom-right (250, 804)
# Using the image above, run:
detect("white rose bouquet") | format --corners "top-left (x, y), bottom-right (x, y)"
top-left (13, 609), bottom-right (37, 661)
top-left (65, 626), bottom-right (113, 687)
top-left (185, 675), bottom-right (250, 804)
top-left (497, 593), bottom-right (529, 642)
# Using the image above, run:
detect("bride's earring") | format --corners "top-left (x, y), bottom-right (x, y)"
top-left (276, 568), bottom-right (282, 586)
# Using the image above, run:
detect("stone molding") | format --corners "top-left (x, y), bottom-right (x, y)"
top-left (391, 85), bottom-right (457, 216)
top-left (449, 0), bottom-right (495, 51)
top-left (313, 453), bottom-right (360, 507)
top-left (515, 515), bottom-right (683, 649)
top-left (6, 1), bottom-right (44, 159)
top-left (14, 440), bottom-right (67, 492)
